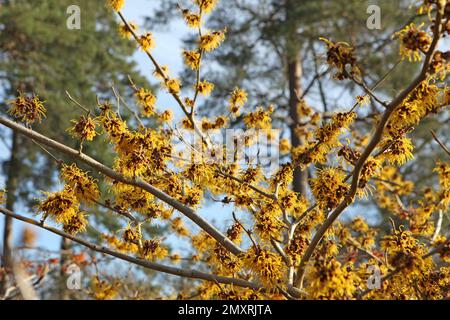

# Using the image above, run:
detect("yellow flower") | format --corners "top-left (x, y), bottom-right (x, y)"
top-left (8, 92), bottom-right (46, 125)
top-left (243, 106), bottom-right (273, 130)
top-left (395, 23), bottom-right (432, 62)
top-left (153, 65), bottom-right (170, 79)
top-left (311, 167), bottom-right (349, 209)
top-left (211, 115), bottom-right (227, 129)
top-left (171, 217), bottom-right (190, 237)
top-left (243, 247), bottom-right (284, 289)
top-left (180, 186), bottom-right (203, 208)
top-left (183, 50), bottom-right (201, 70)
top-left (122, 225), bottom-right (141, 244)
top-left (63, 211), bottom-right (88, 235)
top-left (254, 203), bottom-right (284, 240)
top-left (285, 234), bottom-right (309, 266)
top-left (97, 108), bottom-right (129, 144)
top-left (135, 87), bottom-right (157, 117)
top-left (279, 138), bottom-right (291, 154)
top-left (38, 185), bottom-right (79, 224)
top-left (356, 95), bottom-right (370, 106)
top-left (211, 243), bottom-right (242, 273)
top-left (184, 163), bottom-right (215, 186)
top-left (195, 0), bottom-right (218, 13)
top-left (434, 161), bottom-right (450, 208)
top-left (139, 32), bottom-right (155, 51)
top-left (293, 112), bottom-right (356, 168)
top-left (196, 80), bottom-right (214, 96)
top-left (112, 182), bottom-right (154, 213)
top-left (191, 231), bottom-right (215, 253)
top-left (92, 277), bottom-right (119, 300)
top-left (0, 189), bottom-right (5, 205)
top-left (115, 149), bottom-right (149, 178)
top-left (386, 81), bottom-right (439, 137)
top-left (379, 136), bottom-right (414, 166)
top-left (68, 115), bottom-right (97, 141)
top-left (200, 29), bottom-right (226, 52)
top-left (107, 0), bottom-right (125, 12)
top-left (320, 37), bottom-right (359, 80)
top-left (226, 222), bottom-right (243, 244)
top-left (118, 21), bottom-right (137, 39)
top-left (358, 157), bottom-right (382, 190)
top-left (229, 87), bottom-right (247, 115)
top-left (159, 109), bottom-right (173, 122)
top-left (103, 234), bottom-right (138, 254)
top-left (381, 226), bottom-right (430, 276)
top-left (60, 163), bottom-right (100, 204)
top-left (433, 236), bottom-right (450, 263)
top-left (165, 78), bottom-right (182, 94)
top-left (271, 163), bottom-right (293, 189)
top-left (309, 258), bottom-right (360, 299)
top-left (280, 191), bottom-right (309, 219)
top-left (181, 9), bottom-right (201, 28)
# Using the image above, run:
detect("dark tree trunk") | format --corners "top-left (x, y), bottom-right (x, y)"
top-left (287, 57), bottom-right (308, 195)
top-left (1, 131), bottom-right (20, 295)
top-left (59, 237), bottom-right (72, 299)
top-left (285, 0), bottom-right (308, 195)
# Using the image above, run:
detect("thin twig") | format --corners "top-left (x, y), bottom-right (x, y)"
top-left (430, 130), bottom-right (450, 157)
top-left (65, 91), bottom-right (90, 114)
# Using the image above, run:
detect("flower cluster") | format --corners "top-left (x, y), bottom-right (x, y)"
top-left (308, 257), bottom-right (361, 299)
top-left (60, 164), bottom-right (100, 203)
top-left (243, 106), bottom-right (274, 130)
top-left (243, 247), bottom-right (284, 289)
top-left (200, 29), bottom-right (226, 52)
top-left (293, 112), bottom-right (356, 168)
top-left (8, 92), bottom-right (46, 124)
top-left (38, 185), bottom-right (87, 235)
top-left (229, 87), bottom-right (248, 115)
top-left (395, 23), bottom-right (432, 62)
top-left (68, 115), bottom-right (97, 142)
top-left (310, 168), bottom-right (349, 209)
top-left (320, 38), bottom-right (360, 80)
top-left (135, 87), bottom-right (157, 117)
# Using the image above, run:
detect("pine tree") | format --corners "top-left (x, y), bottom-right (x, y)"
top-left (0, 0), bottom-right (150, 297)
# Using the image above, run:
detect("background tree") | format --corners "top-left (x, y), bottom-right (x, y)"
top-left (0, 0), bottom-right (153, 298)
